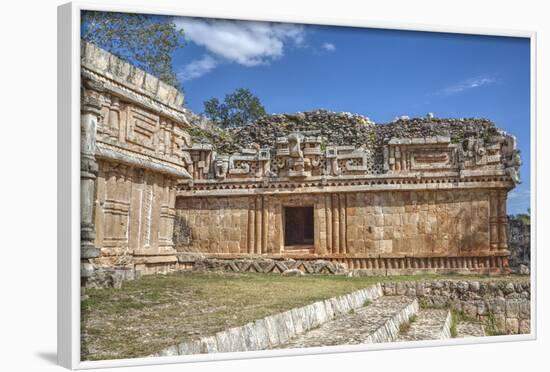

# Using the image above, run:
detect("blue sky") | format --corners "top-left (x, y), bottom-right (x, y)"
top-left (171, 17), bottom-right (530, 214)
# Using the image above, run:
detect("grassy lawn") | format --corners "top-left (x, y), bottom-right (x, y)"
top-left (81, 271), bottom-right (527, 361)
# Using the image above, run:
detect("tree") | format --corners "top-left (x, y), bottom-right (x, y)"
top-left (203, 88), bottom-right (267, 128)
top-left (81, 11), bottom-right (185, 89)
top-left (516, 208), bottom-right (531, 225)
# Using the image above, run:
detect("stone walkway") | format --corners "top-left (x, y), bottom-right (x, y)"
top-left (395, 309), bottom-right (451, 341)
top-left (276, 296), bottom-right (417, 349)
top-left (456, 321), bottom-right (485, 337)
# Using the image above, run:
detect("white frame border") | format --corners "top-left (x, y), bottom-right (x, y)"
top-left (57, 1), bottom-right (537, 369)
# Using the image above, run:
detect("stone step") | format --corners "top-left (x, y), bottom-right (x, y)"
top-left (395, 309), bottom-right (452, 342)
top-left (276, 296), bottom-right (418, 349)
top-left (456, 321), bottom-right (485, 338)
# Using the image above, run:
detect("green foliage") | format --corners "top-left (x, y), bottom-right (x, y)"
top-left (450, 310), bottom-right (459, 338)
top-left (81, 11), bottom-right (185, 89)
top-left (203, 88), bottom-right (267, 128)
top-left (516, 214), bottom-right (531, 225)
top-left (399, 315), bottom-right (417, 334)
top-left (515, 208), bottom-right (531, 225)
top-left (483, 309), bottom-right (506, 336)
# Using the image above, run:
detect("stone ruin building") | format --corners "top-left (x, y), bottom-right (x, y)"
top-left (80, 42), bottom-right (522, 286)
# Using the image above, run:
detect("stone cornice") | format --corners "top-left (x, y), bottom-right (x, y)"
top-left (95, 142), bottom-right (191, 179)
top-left (176, 173), bottom-right (515, 197)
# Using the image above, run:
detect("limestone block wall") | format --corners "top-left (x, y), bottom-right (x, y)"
top-left (81, 42), bottom-right (195, 277)
top-left (174, 196), bottom-right (250, 254)
top-left (344, 190), bottom-right (491, 256)
top-left (93, 161), bottom-right (178, 272)
top-left (174, 188), bottom-right (510, 273)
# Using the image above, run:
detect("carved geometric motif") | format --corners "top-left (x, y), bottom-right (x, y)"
top-left (126, 105), bottom-right (159, 151)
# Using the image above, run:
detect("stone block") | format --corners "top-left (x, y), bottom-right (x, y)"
top-left (159, 345), bottom-right (179, 356)
top-left (506, 299), bottom-right (520, 318)
top-left (519, 319), bottom-right (530, 334)
top-left (519, 301), bottom-right (530, 319)
top-left (505, 318), bottom-right (519, 334)
top-left (253, 319), bottom-right (271, 350)
top-left (178, 340), bottom-right (201, 355)
top-left (200, 336), bottom-right (218, 353)
top-left (242, 322), bottom-right (259, 351)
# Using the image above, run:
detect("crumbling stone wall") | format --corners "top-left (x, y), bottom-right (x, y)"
top-left (198, 110), bottom-right (499, 155)
top-left (381, 280), bottom-right (530, 335)
top-left (508, 217), bottom-right (530, 270)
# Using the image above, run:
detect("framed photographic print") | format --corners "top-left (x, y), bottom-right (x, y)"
top-left (57, 1), bottom-right (536, 369)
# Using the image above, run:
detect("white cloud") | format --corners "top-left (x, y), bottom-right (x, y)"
top-left (177, 54), bottom-right (218, 81)
top-left (322, 42), bottom-right (336, 52)
top-left (440, 76), bottom-right (497, 95)
top-left (175, 18), bottom-right (305, 67)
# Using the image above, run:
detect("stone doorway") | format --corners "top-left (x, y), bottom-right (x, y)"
top-left (284, 206), bottom-right (314, 249)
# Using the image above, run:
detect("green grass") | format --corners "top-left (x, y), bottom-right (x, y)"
top-left (81, 271), bottom-right (526, 361)
top-left (483, 310), bottom-right (507, 336)
top-left (399, 315), bottom-right (417, 334)
top-left (449, 309), bottom-right (489, 338)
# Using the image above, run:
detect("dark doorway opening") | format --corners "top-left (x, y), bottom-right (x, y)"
top-left (284, 206), bottom-right (314, 248)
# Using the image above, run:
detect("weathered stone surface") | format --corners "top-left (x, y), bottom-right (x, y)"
top-left (81, 43), bottom-right (522, 283)
top-left (392, 280), bottom-right (530, 335)
top-left (508, 216), bottom-right (530, 271)
top-left (456, 321), bottom-right (485, 338)
top-left (396, 309), bottom-right (452, 341)
top-left (178, 340), bottom-right (201, 355)
top-left (277, 296), bottom-right (418, 348)
top-left (282, 269), bottom-right (305, 277)
top-left (174, 283), bottom-right (383, 355)
top-left (81, 43), bottom-right (194, 283)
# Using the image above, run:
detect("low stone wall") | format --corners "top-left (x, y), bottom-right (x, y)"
top-left (381, 280), bottom-right (530, 335)
top-left (155, 284), bottom-right (384, 356)
top-left (83, 267), bottom-right (141, 289)
top-left (365, 299), bottom-right (419, 343)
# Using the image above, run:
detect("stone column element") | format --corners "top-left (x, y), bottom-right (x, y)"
top-left (80, 80), bottom-right (103, 281)
top-left (262, 196), bottom-right (268, 254)
top-left (255, 196), bottom-right (262, 254)
top-left (489, 190), bottom-right (499, 250)
top-left (325, 194), bottom-right (333, 253)
top-left (332, 194), bottom-right (340, 254)
top-left (247, 198), bottom-right (255, 254)
top-left (498, 190), bottom-right (509, 251)
top-left (108, 95), bottom-right (120, 141)
top-left (339, 194), bottom-right (347, 254)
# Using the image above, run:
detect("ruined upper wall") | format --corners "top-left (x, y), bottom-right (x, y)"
top-left (81, 42), bottom-right (187, 120)
top-left (198, 110), bottom-right (500, 154)
top-left (81, 42), bottom-right (194, 179)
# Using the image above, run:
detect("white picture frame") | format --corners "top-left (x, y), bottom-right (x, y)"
top-left (57, 1), bottom-right (537, 369)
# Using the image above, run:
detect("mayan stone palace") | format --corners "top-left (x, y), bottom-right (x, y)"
top-left (80, 42), bottom-right (522, 286)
